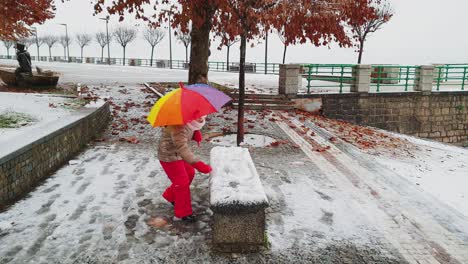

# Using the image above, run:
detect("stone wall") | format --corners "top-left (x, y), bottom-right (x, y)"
top-left (298, 92), bottom-right (468, 146)
top-left (0, 102), bottom-right (111, 210)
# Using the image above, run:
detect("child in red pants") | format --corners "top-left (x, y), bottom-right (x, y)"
top-left (158, 116), bottom-right (211, 222)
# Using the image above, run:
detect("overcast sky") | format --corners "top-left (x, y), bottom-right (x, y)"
top-left (7, 0), bottom-right (468, 65)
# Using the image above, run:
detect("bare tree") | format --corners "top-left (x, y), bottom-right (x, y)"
top-left (221, 34), bottom-right (239, 71)
top-left (95, 32), bottom-right (111, 62)
top-left (113, 26), bottom-right (137, 66)
top-left (349, 1), bottom-right (394, 64)
top-left (2, 40), bottom-right (14, 58)
top-left (59, 35), bottom-right (72, 60)
top-left (277, 29), bottom-right (288, 64)
top-left (20, 37), bottom-right (35, 50)
top-left (143, 27), bottom-right (165, 67)
top-left (43, 35), bottom-right (58, 59)
top-left (76, 33), bottom-right (92, 62)
top-left (31, 31), bottom-right (45, 59)
top-left (176, 29), bottom-right (191, 63)
top-left (35, 37), bottom-right (45, 60)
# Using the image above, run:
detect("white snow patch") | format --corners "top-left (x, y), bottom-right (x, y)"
top-left (374, 133), bottom-right (468, 217)
top-left (0, 221), bottom-right (13, 231)
top-left (68, 160), bottom-right (82, 165)
top-left (210, 134), bottom-right (276, 147)
top-left (84, 99), bottom-right (106, 108)
top-left (210, 146), bottom-right (268, 207)
top-left (0, 92), bottom-right (76, 145)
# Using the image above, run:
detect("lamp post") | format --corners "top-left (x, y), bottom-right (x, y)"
top-left (169, 13), bottom-right (173, 69)
top-left (59, 23), bottom-right (70, 62)
top-left (32, 27), bottom-right (39, 61)
top-left (99, 17), bottom-right (111, 65)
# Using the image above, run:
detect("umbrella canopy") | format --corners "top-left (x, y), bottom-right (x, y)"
top-left (147, 83), bottom-right (231, 127)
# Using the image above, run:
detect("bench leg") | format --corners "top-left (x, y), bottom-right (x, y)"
top-left (212, 210), bottom-right (266, 253)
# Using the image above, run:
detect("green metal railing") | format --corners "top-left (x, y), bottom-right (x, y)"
top-left (302, 64), bottom-right (356, 93)
top-left (0, 55), bottom-right (280, 75)
top-left (2, 54), bottom-right (467, 93)
top-left (370, 65), bottom-right (420, 92)
top-left (434, 65), bottom-right (468, 91)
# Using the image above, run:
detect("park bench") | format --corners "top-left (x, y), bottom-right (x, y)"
top-left (156, 60), bottom-right (167, 68)
top-left (210, 146), bottom-right (269, 253)
top-left (228, 63), bottom-right (256, 73)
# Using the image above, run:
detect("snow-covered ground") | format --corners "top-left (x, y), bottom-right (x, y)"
top-left (0, 92), bottom-right (82, 148)
top-left (1, 62), bottom-right (468, 263)
top-left (374, 134), bottom-right (468, 218)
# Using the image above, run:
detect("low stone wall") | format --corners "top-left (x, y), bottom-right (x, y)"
top-left (0, 102), bottom-right (111, 210)
top-left (296, 92), bottom-right (468, 146)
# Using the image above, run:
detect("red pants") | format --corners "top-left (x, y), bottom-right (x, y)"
top-left (160, 160), bottom-right (195, 218)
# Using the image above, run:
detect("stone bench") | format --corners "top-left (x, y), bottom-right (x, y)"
top-left (227, 63), bottom-right (256, 73)
top-left (210, 146), bottom-right (269, 253)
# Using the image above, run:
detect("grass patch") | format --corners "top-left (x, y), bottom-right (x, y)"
top-left (60, 97), bottom-right (89, 110)
top-left (264, 231), bottom-right (271, 250)
top-left (0, 111), bottom-right (36, 128)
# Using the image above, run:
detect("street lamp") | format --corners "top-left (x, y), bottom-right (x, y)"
top-left (167, 11), bottom-right (173, 69)
top-left (99, 17), bottom-right (111, 65)
top-left (59, 23), bottom-right (70, 62)
top-left (32, 27), bottom-right (39, 61)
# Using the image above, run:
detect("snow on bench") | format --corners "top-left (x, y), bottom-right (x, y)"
top-left (210, 146), bottom-right (269, 252)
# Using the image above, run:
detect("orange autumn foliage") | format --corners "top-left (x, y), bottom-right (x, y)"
top-left (0, 0), bottom-right (56, 40)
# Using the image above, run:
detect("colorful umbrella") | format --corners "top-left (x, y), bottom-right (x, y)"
top-left (147, 83), bottom-right (232, 127)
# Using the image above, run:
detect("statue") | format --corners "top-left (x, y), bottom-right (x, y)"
top-left (0, 43), bottom-right (59, 87)
top-left (15, 42), bottom-right (33, 80)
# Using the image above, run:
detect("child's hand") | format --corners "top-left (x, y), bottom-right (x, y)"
top-left (193, 161), bottom-right (212, 174)
top-left (192, 130), bottom-right (202, 146)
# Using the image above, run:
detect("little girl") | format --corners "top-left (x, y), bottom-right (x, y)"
top-left (158, 116), bottom-right (211, 222)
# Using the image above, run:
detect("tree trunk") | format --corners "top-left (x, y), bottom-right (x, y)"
top-left (227, 45), bottom-right (230, 71)
top-left (123, 46), bottom-right (126, 66)
top-left (101, 46), bottom-right (104, 62)
top-left (357, 39), bottom-right (364, 64)
top-left (49, 47), bottom-right (52, 60)
top-left (283, 44), bottom-right (287, 64)
top-left (81, 47), bottom-right (83, 62)
top-left (6, 49), bottom-right (9, 59)
top-left (63, 47), bottom-right (66, 59)
top-left (150, 45), bottom-right (155, 67)
top-left (188, 9), bottom-right (214, 84)
top-left (236, 34), bottom-right (247, 146)
top-left (185, 46), bottom-right (188, 63)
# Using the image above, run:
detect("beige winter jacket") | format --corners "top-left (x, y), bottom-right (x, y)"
top-left (157, 125), bottom-right (199, 164)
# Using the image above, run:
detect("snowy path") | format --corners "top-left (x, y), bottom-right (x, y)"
top-left (276, 112), bottom-right (468, 264)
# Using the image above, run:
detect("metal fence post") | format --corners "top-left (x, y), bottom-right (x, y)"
top-left (462, 67), bottom-right (467, 91)
top-left (405, 67), bottom-right (410, 91)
